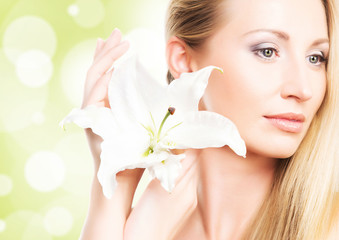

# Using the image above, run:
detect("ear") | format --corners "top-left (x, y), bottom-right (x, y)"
top-left (166, 36), bottom-right (193, 79)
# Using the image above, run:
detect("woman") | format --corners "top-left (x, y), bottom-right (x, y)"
top-left (78, 0), bottom-right (339, 239)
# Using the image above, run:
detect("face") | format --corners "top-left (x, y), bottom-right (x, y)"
top-left (194, 0), bottom-right (329, 158)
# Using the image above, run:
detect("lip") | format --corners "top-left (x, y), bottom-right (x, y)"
top-left (264, 113), bottom-right (305, 133)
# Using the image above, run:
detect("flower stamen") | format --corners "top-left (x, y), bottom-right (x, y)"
top-left (149, 112), bottom-right (157, 133)
top-left (157, 107), bottom-right (175, 141)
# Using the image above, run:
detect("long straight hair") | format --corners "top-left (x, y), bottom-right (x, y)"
top-left (165, 0), bottom-right (339, 239)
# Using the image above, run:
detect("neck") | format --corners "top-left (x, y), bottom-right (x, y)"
top-left (196, 146), bottom-right (278, 240)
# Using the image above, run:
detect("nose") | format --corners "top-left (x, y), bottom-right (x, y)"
top-left (280, 58), bottom-right (313, 102)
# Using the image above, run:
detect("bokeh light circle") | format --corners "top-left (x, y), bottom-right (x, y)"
top-left (1, 210), bottom-right (36, 239)
top-left (22, 214), bottom-right (52, 240)
top-left (61, 39), bottom-right (96, 106)
top-left (0, 49), bottom-right (48, 132)
top-left (0, 219), bottom-right (6, 232)
top-left (67, 4), bottom-right (79, 16)
top-left (2, 15), bottom-right (57, 64)
top-left (25, 151), bottom-right (65, 192)
top-left (31, 112), bottom-right (46, 125)
top-left (72, 0), bottom-right (105, 28)
top-left (0, 174), bottom-right (13, 196)
top-left (43, 206), bottom-right (73, 236)
top-left (55, 133), bottom-right (92, 196)
top-left (16, 49), bottom-right (53, 88)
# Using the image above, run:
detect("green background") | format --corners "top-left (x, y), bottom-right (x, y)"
top-left (0, 0), bottom-right (169, 239)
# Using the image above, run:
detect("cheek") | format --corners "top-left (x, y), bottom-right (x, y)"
top-left (200, 50), bottom-right (272, 128)
top-left (201, 64), bottom-right (268, 146)
top-left (200, 45), bottom-right (279, 118)
top-left (199, 60), bottom-right (300, 159)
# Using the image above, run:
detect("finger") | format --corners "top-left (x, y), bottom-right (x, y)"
top-left (83, 69), bottom-right (114, 108)
top-left (173, 150), bottom-right (199, 186)
top-left (93, 38), bottom-right (105, 61)
top-left (87, 41), bottom-right (129, 82)
top-left (98, 38), bottom-right (105, 51)
top-left (125, 151), bottom-right (199, 239)
top-left (94, 29), bottom-right (122, 63)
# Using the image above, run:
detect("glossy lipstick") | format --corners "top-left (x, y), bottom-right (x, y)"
top-left (264, 113), bottom-right (305, 133)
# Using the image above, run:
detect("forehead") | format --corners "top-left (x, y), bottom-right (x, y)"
top-left (224, 0), bottom-right (329, 40)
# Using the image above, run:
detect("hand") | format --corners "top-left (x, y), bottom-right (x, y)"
top-left (81, 28), bottom-right (130, 171)
top-left (124, 149), bottom-right (199, 240)
top-left (81, 28), bottom-right (129, 109)
top-left (79, 29), bottom-right (144, 240)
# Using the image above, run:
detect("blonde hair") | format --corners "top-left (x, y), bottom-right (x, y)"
top-left (166, 0), bottom-right (225, 83)
top-left (166, 0), bottom-right (339, 239)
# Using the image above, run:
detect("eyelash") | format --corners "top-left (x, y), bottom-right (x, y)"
top-left (253, 47), bottom-right (328, 66)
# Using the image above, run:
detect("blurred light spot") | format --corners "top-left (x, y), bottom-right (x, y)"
top-left (31, 112), bottom-right (45, 125)
top-left (25, 151), bottom-right (65, 192)
top-left (131, 0), bottom-right (169, 35)
top-left (3, 15), bottom-right (57, 64)
top-left (67, 4), bottom-right (79, 16)
top-left (40, 196), bottom-right (88, 232)
top-left (61, 39), bottom-right (96, 106)
top-left (0, 174), bottom-right (13, 196)
top-left (0, 49), bottom-right (48, 132)
top-left (2, 210), bottom-right (36, 239)
top-left (72, 0), bottom-right (105, 28)
top-left (0, 219), bottom-right (6, 232)
top-left (55, 133), bottom-right (92, 195)
top-left (123, 28), bottom-right (167, 86)
top-left (16, 50), bottom-right (53, 88)
top-left (43, 206), bottom-right (73, 236)
top-left (22, 214), bottom-right (52, 240)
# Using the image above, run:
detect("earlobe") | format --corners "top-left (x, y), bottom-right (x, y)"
top-left (166, 36), bottom-right (192, 79)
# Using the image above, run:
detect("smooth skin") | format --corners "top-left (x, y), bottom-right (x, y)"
top-left (79, 0), bottom-right (337, 239)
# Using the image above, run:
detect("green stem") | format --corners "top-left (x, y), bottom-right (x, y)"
top-left (157, 111), bottom-right (171, 141)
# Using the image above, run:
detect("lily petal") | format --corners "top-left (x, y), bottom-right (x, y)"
top-left (97, 126), bottom-right (151, 198)
top-left (99, 147), bottom-right (175, 199)
top-left (59, 105), bottom-right (117, 141)
top-left (108, 51), bottom-right (168, 128)
top-left (166, 66), bottom-right (222, 123)
top-left (166, 111), bottom-right (247, 158)
top-left (147, 153), bottom-right (185, 192)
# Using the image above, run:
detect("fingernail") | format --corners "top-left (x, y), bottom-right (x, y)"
top-left (110, 29), bottom-right (117, 37)
top-left (96, 38), bottom-right (104, 49)
top-left (110, 28), bottom-right (120, 37)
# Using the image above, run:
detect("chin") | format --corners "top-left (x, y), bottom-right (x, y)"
top-left (246, 137), bottom-right (302, 159)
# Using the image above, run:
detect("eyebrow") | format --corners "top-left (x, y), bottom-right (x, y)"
top-left (242, 29), bottom-right (329, 47)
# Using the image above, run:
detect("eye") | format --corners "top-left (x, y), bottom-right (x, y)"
top-left (253, 47), bottom-right (280, 61)
top-left (307, 54), bottom-right (328, 66)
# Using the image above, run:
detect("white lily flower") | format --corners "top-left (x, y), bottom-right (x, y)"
top-left (60, 51), bottom-right (246, 199)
